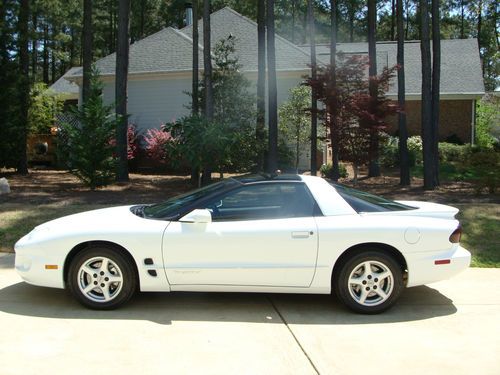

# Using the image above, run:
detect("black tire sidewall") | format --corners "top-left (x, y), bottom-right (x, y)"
top-left (67, 246), bottom-right (137, 310)
top-left (334, 251), bottom-right (404, 314)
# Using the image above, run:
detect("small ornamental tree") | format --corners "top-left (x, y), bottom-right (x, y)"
top-left (306, 53), bottom-right (399, 183)
top-left (60, 67), bottom-right (118, 190)
top-left (278, 85), bottom-right (312, 172)
top-left (172, 36), bottom-right (258, 180)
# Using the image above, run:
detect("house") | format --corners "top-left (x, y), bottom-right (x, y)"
top-left (61, 6), bottom-right (484, 168)
top-left (303, 39), bottom-right (485, 144)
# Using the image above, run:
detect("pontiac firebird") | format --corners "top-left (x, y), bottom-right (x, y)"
top-left (15, 174), bottom-right (470, 313)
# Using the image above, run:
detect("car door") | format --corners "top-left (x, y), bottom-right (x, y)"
top-left (163, 182), bottom-right (319, 287)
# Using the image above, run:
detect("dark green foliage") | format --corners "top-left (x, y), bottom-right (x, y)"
top-left (59, 68), bottom-right (117, 190)
top-left (176, 36), bottom-right (258, 175)
top-left (466, 150), bottom-right (499, 194)
top-left (320, 163), bottom-right (348, 179)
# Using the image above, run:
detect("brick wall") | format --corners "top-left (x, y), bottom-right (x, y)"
top-left (386, 99), bottom-right (473, 143)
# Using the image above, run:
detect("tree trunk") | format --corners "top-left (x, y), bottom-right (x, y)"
top-left (267, 0), bottom-right (278, 173)
top-left (397, 0), bottom-right (410, 185)
top-left (140, 0), bottom-right (145, 39)
top-left (367, 0), bottom-right (380, 177)
top-left (477, 0), bottom-right (482, 70)
top-left (43, 23), bottom-right (49, 84)
top-left (420, 0), bottom-right (435, 190)
top-left (308, 0), bottom-right (317, 176)
top-left (82, 0), bottom-right (93, 104)
top-left (431, 0), bottom-right (440, 186)
top-left (330, 0), bottom-right (341, 181)
top-left (192, 0), bottom-right (199, 115)
top-left (391, 0), bottom-right (396, 40)
top-left (256, 0), bottom-right (266, 171)
top-left (115, 0), bottom-right (131, 182)
top-left (18, 0), bottom-right (29, 175)
top-left (191, 0), bottom-right (200, 186)
top-left (203, 0), bottom-right (213, 121)
top-left (460, 0), bottom-right (465, 39)
top-left (349, 11), bottom-right (355, 42)
top-left (202, 0), bottom-right (213, 185)
top-left (291, 0), bottom-right (296, 44)
top-left (31, 9), bottom-right (37, 79)
top-left (50, 26), bottom-right (56, 83)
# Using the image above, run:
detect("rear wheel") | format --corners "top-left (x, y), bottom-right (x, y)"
top-left (68, 246), bottom-right (137, 310)
top-left (334, 251), bottom-right (404, 314)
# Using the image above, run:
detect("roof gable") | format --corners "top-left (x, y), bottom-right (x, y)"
top-left (180, 7), bottom-right (313, 72)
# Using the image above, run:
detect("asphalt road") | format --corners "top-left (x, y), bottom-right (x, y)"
top-left (0, 253), bottom-right (499, 375)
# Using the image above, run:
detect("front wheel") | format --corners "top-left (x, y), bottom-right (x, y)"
top-left (334, 251), bottom-right (404, 314)
top-left (67, 246), bottom-right (137, 310)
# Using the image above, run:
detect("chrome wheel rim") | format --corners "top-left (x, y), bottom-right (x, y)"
top-left (77, 256), bottom-right (124, 303)
top-left (348, 260), bottom-right (394, 306)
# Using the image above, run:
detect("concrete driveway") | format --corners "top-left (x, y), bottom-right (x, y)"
top-left (0, 252), bottom-right (499, 375)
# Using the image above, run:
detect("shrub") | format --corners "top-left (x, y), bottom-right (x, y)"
top-left (320, 163), bottom-right (348, 179)
top-left (143, 125), bottom-right (172, 163)
top-left (438, 142), bottom-right (471, 163)
top-left (379, 135), bottom-right (421, 168)
top-left (475, 95), bottom-right (499, 149)
top-left (28, 83), bottom-right (64, 134)
top-left (109, 124), bottom-right (140, 160)
top-left (467, 150), bottom-right (499, 193)
top-left (60, 68), bottom-right (117, 190)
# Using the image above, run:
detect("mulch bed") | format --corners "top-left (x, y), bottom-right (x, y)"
top-left (0, 168), bottom-right (498, 205)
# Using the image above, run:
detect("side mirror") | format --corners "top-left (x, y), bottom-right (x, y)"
top-left (179, 209), bottom-right (212, 224)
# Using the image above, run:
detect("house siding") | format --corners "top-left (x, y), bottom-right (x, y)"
top-left (387, 99), bottom-right (473, 143)
top-left (101, 73), bottom-right (305, 135)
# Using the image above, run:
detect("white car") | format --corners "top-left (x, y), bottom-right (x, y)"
top-left (15, 174), bottom-right (471, 313)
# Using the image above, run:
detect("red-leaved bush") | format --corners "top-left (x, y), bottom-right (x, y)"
top-left (109, 124), bottom-right (140, 160)
top-left (143, 125), bottom-right (172, 162)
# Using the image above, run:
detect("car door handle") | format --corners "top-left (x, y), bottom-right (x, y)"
top-left (291, 231), bottom-right (312, 239)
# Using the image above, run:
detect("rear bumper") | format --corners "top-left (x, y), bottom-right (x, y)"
top-left (406, 245), bottom-right (471, 287)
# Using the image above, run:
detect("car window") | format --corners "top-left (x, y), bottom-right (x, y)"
top-left (333, 184), bottom-right (416, 213)
top-left (204, 182), bottom-right (316, 221)
top-left (142, 179), bottom-right (239, 219)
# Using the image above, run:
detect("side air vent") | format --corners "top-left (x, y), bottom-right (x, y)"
top-left (144, 258), bottom-right (154, 265)
top-left (147, 270), bottom-right (157, 277)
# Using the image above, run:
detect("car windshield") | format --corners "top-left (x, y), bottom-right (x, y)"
top-left (143, 179), bottom-right (239, 219)
top-left (333, 184), bottom-right (416, 213)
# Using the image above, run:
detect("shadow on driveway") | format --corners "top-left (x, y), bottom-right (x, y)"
top-left (0, 281), bottom-right (457, 325)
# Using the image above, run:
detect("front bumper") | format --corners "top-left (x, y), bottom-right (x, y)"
top-left (15, 238), bottom-right (64, 289)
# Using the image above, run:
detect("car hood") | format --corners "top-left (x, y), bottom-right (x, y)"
top-left (34, 205), bottom-right (143, 232)
top-left (394, 201), bottom-right (459, 219)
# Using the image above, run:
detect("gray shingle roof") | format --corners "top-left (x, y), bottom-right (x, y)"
top-left (181, 7), bottom-right (313, 72)
top-left (69, 27), bottom-right (205, 78)
top-left (49, 67), bottom-right (80, 95)
top-left (68, 7), bottom-right (312, 80)
top-left (67, 7), bottom-right (484, 97)
top-left (302, 39), bottom-right (485, 96)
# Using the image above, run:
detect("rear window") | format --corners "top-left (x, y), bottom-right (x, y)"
top-left (333, 184), bottom-right (416, 213)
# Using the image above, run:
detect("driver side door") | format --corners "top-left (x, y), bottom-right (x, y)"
top-left (163, 182), bottom-right (319, 287)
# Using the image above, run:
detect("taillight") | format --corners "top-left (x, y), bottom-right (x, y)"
top-left (449, 225), bottom-right (462, 243)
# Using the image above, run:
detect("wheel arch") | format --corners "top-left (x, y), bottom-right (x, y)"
top-left (63, 240), bottom-right (140, 288)
top-left (331, 242), bottom-right (408, 286)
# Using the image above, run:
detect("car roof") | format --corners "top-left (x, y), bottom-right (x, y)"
top-left (231, 173), bottom-right (303, 184)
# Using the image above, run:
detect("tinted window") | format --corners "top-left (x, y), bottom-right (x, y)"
top-left (333, 184), bottom-right (416, 213)
top-left (143, 179), bottom-right (239, 219)
top-left (204, 182), bottom-right (316, 221)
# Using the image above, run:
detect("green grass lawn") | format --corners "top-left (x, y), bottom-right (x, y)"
top-left (1, 202), bottom-right (498, 267)
top-left (456, 204), bottom-right (499, 267)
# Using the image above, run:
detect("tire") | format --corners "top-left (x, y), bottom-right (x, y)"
top-left (334, 251), bottom-right (404, 314)
top-left (67, 246), bottom-right (137, 310)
